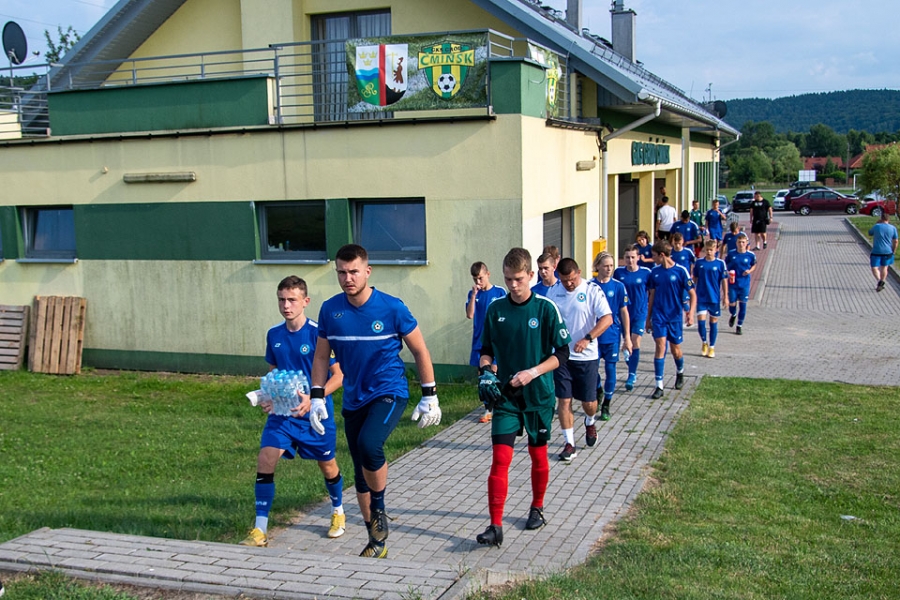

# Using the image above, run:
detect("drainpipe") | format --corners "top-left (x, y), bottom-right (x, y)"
top-left (599, 99), bottom-right (661, 247)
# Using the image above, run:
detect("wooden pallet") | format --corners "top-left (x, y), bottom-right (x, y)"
top-left (28, 296), bottom-right (87, 375)
top-left (0, 304), bottom-right (29, 371)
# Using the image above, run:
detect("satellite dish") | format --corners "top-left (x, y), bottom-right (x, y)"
top-left (3, 21), bottom-right (28, 65)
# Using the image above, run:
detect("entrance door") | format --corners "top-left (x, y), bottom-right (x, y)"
top-left (618, 181), bottom-right (639, 258)
top-left (543, 208), bottom-right (574, 258)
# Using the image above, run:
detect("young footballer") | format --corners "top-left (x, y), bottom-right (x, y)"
top-left (635, 230), bottom-right (655, 268)
top-left (722, 220), bottom-right (741, 256)
top-left (705, 198), bottom-right (727, 249)
top-left (725, 233), bottom-right (757, 335)
top-left (241, 276), bottom-right (345, 548)
top-left (671, 233), bottom-right (695, 327)
top-left (647, 240), bottom-right (696, 399)
top-left (476, 248), bottom-right (571, 547)
top-left (312, 245), bottom-right (441, 559)
top-left (613, 246), bottom-right (652, 391)
top-left (547, 257), bottom-right (613, 460)
top-left (591, 252), bottom-right (631, 421)
top-left (466, 261), bottom-right (507, 423)
top-left (670, 210), bottom-right (702, 252)
top-left (531, 251), bottom-right (561, 297)
top-left (693, 240), bottom-right (729, 358)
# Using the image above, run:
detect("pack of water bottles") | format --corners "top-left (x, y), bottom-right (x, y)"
top-left (259, 369), bottom-right (310, 416)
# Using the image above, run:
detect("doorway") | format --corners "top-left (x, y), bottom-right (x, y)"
top-left (617, 180), bottom-right (639, 258)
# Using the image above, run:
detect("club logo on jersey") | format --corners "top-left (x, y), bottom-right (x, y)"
top-left (577, 292), bottom-right (586, 303)
top-left (606, 290), bottom-right (615, 298)
top-left (371, 320), bottom-right (385, 333)
top-left (528, 318), bottom-right (539, 329)
top-left (670, 275), bottom-right (677, 281)
top-left (636, 278), bottom-right (643, 284)
top-left (333, 312), bottom-right (344, 319)
top-left (274, 342), bottom-right (282, 348)
top-left (300, 344), bottom-right (311, 355)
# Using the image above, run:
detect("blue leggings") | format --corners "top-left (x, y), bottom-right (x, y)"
top-left (343, 396), bottom-right (408, 493)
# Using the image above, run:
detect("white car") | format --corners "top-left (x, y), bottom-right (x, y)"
top-left (772, 189), bottom-right (789, 210)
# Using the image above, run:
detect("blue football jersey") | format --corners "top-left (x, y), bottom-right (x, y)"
top-left (722, 232), bottom-right (739, 255)
top-left (648, 264), bottom-right (694, 322)
top-left (706, 209), bottom-right (724, 239)
top-left (590, 277), bottom-right (629, 343)
top-left (317, 288), bottom-right (418, 410)
top-left (670, 221), bottom-right (700, 244)
top-left (467, 285), bottom-right (507, 348)
top-left (531, 279), bottom-right (562, 298)
top-left (265, 319), bottom-right (335, 411)
top-left (726, 250), bottom-right (757, 287)
top-left (693, 258), bottom-right (728, 303)
top-left (636, 244), bottom-right (655, 267)
top-left (613, 266), bottom-right (651, 319)
top-left (672, 248), bottom-right (695, 272)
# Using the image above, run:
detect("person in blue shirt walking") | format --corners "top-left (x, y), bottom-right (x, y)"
top-left (706, 198), bottom-right (727, 249)
top-left (868, 212), bottom-right (898, 292)
top-left (647, 241), bottom-right (696, 399)
top-left (635, 231), bottom-right (656, 268)
top-left (531, 251), bottom-right (562, 297)
top-left (466, 261), bottom-right (507, 422)
top-left (670, 210), bottom-right (702, 254)
top-left (722, 220), bottom-right (742, 256)
top-left (312, 245), bottom-right (441, 559)
top-left (614, 246), bottom-right (652, 391)
top-left (693, 240), bottom-right (729, 358)
top-left (725, 233), bottom-right (757, 335)
top-left (241, 276), bottom-right (345, 548)
top-left (671, 233), bottom-right (696, 328)
top-left (591, 252), bottom-right (631, 421)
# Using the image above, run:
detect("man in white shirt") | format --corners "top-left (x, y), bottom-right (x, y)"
top-left (656, 196), bottom-right (677, 241)
top-left (546, 258), bottom-right (612, 462)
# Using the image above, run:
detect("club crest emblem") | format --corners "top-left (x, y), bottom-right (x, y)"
top-left (528, 318), bottom-right (539, 329)
top-left (372, 320), bottom-right (385, 333)
top-left (577, 292), bottom-right (587, 302)
top-left (355, 44), bottom-right (408, 107)
top-left (419, 41), bottom-right (475, 99)
top-left (300, 344), bottom-right (311, 355)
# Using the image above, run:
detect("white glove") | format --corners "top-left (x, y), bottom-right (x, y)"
top-left (309, 397), bottom-right (329, 435)
top-left (411, 396), bottom-right (441, 428)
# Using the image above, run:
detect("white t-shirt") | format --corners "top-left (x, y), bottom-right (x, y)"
top-left (658, 204), bottom-right (677, 232)
top-left (546, 278), bottom-right (612, 361)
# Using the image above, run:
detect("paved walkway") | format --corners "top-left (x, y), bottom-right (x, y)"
top-left (1, 214), bottom-right (897, 599)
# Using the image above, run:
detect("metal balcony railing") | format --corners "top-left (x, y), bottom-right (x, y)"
top-left (0, 30), bottom-right (567, 139)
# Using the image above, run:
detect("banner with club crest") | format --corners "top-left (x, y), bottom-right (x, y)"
top-left (527, 43), bottom-right (563, 118)
top-left (347, 33), bottom-right (488, 112)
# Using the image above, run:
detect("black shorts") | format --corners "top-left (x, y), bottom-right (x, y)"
top-left (751, 219), bottom-right (768, 234)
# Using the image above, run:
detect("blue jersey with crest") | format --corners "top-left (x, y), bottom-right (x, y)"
top-left (670, 220), bottom-right (700, 244)
top-left (265, 319), bottom-right (335, 412)
top-left (692, 258), bottom-right (728, 304)
top-left (613, 266), bottom-right (651, 320)
top-left (672, 248), bottom-right (695, 273)
top-left (590, 277), bottom-right (629, 343)
top-left (726, 250), bottom-right (757, 288)
top-left (317, 288), bottom-right (417, 410)
top-left (648, 264), bottom-right (694, 322)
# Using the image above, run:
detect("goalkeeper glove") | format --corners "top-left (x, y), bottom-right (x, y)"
top-left (411, 395), bottom-right (441, 428)
top-left (478, 367), bottom-right (502, 411)
top-left (308, 387), bottom-right (328, 435)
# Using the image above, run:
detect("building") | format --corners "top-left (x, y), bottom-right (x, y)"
top-left (0, 0), bottom-right (738, 379)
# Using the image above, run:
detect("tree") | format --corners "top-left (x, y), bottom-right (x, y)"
top-left (860, 144), bottom-right (900, 201)
top-left (728, 147), bottom-right (773, 185)
top-left (44, 26), bottom-right (81, 64)
top-left (769, 142), bottom-right (803, 183)
top-left (847, 129), bottom-right (876, 156)
top-left (739, 120), bottom-right (779, 152)
top-left (806, 123), bottom-right (845, 158)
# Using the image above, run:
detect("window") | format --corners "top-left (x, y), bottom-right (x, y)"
top-left (311, 10), bottom-right (391, 122)
top-left (354, 199), bottom-right (426, 263)
top-left (258, 201), bottom-right (327, 262)
top-left (24, 206), bottom-right (76, 260)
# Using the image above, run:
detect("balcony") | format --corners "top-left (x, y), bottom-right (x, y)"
top-left (0, 30), bottom-right (568, 139)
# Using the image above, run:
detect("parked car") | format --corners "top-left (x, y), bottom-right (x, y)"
top-left (716, 194), bottom-right (732, 216)
top-left (859, 198), bottom-right (897, 218)
top-left (772, 189), bottom-right (790, 210)
top-left (790, 189), bottom-right (859, 215)
top-left (784, 185), bottom-right (831, 211)
top-left (731, 190), bottom-right (755, 212)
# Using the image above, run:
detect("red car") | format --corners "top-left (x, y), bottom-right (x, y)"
top-left (859, 198), bottom-right (897, 218)
top-left (791, 190), bottom-right (859, 215)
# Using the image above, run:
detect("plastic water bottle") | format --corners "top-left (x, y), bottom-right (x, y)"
top-left (623, 347), bottom-right (631, 363)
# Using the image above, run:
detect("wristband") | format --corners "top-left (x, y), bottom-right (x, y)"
top-left (310, 386), bottom-right (325, 399)
top-left (528, 368), bottom-right (539, 379)
top-left (421, 382), bottom-right (436, 397)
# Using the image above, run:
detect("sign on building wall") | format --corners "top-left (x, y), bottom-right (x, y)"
top-left (631, 141), bottom-right (671, 166)
top-left (527, 44), bottom-right (563, 118)
top-left (347, 33), bottom-right (488, 112)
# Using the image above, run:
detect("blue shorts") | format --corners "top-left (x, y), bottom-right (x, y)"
top-left (628, 311), bottom-right (647, 336)
top-left (696, 301), bottom-right (721, 317)
top-left (554, 358), bottom-right (599, 402)
top-left (343, 395), bottom-right (408, 492)
top-left (598, 342), bottom-right (619, 364)
top-left (260, 408), bottom-right (337, 462)
top-left (871, 253), bottom-right (895, 268)
top-left (651, 317), bottom-right (684, 345)
top-left (728, 284), bottom-right (750, 303)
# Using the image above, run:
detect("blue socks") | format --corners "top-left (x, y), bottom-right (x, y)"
top-left (738, 302), bottom-right (747, 325)
top-left (710, 322), bottom-right (719, 346)
top-left (604, 360), bottom-right (616, 397)
top-left (325, 473), bottom-right (343, 509)
top-left (674, 356), bottom-right (684, 373)
top-left (628, 348), bottom-right (641, 375)
top-left (370, 487), bottom-right (386, 512)
top-left (254, 473), bottom-right (275, 519)
top-left (698, 320), bottom-right (707, 342)
top-left (654, 358), bottom-right (665, 385)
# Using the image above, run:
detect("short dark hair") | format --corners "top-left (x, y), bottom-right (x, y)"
top-left (335, 244), bottom-right (368, 263)
top-left (470, 261), bottom-right (488, 277)
top-left (557, 257), bottom-right (579, 275)
top-left (671, 232), bottom-right (684, 243)
top-left (651, 240), bottom-right (671, 256)
top-left (503, 247), bottom-right (532, 274)
top-left (536, 253), bottom-right (554, 265)
top-left (278, 275), bottom-right (308, 295)
top-left (661, 196), bottom-right (670, 204)
top-left (681, 210), bottom-right (691, 220)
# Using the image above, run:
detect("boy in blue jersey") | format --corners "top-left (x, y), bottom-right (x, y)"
top-left (613, 246), bottom-right (652, 391)
top-left (868, 212), bottom-right (898, 291)
top-left (591, 252), bottom-right (631, 422)
top-left (647, 241), bottom-right (696, 399)
top-left (635, 231), bottom-right (655, 268)
top-left (670, 210), bottom-right (702, 254)
top-left (467, 262), bottom-right (507, 423)
top-left (241, 276), bottom-right (345, 548)
top-left (725, 233), bottom-right (757, 335)
top-left (693, 240), bottom-right (729, 358)
top-left (671, 233), bottom-right (695, 327)
top-left (706, 199), bottom-right (727, 249)
top-left (531, 252), bottom-right (561, 297)
top-left (722, 221), bottom-right (741, 256)
top-left (311, 245), bottom-right (441, 559)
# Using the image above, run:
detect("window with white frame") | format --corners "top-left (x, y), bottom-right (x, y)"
top-left (354, 199), bottom-right (426, 262)
top-left (24, 206), bottom-right (76, 260)
top-left (258, 201), bottom-right (327, 261)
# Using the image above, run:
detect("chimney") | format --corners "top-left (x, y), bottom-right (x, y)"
top-left (566, 0), bottom-right (583, 31)
top-left (610, 0), bottom-right (636, 62)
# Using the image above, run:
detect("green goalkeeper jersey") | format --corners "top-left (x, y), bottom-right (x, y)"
top-left (480, 292), bottom-right (570, 411)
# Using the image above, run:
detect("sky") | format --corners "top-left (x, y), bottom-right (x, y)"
top-left (3, 0), bottom-right (899, 101)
